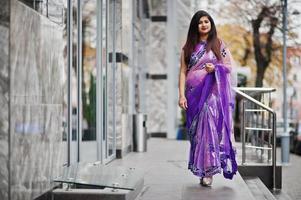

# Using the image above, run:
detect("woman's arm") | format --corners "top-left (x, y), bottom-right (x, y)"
top-left (178, 50), bottom-right (188, 109)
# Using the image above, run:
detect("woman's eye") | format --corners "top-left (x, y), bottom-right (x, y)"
top-left (199, 20), bottom-right (209, 25)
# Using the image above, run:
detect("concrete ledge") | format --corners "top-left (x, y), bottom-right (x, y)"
top-left (244, 177), bottom-right (276, 200)
top-left (52, 178), bottom-right (143, 200)
top-left (238, 165), bottom-right (282, 189)
top-left (53, 188), bottom-right (131, 200)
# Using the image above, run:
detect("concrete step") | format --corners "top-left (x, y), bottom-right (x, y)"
top-left (238, 165), bottom-right (282, 189)
top-left (244, 177), bottom-right (276, 200)
top-left (271, 190), bottom-right (293, 200)
top-left (244, 176), bottom-right (293, 200)
top-left (179, 172), bottom-right (256, 200)
top-left (133, 172), bottom-right (257, 200)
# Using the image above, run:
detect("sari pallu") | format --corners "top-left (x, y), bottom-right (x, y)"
top-left (185, 42), bottom-right (237, 179)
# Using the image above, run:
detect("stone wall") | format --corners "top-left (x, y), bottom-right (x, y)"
top-left (145, 0), bottom-right (168, 134)
top-left (146, 0), bottom-right (196, 135)
top-left (9, 0), bottom-right (66, 199)
top-left (0, 1), bottom-right (10, 199)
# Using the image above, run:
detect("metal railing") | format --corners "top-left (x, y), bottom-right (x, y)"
top-left (233, 87), bottom-right (277, 190)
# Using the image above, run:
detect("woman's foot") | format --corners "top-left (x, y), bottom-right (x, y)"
top-left (201, 176), bottom-right (213, 186)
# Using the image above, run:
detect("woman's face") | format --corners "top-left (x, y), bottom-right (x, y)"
top-left (198, 16), bottom-right (211, 35)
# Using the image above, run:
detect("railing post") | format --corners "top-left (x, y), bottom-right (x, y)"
top-left (242, 100), bottom-right (246, 164)
top-left (272, 112), bottom-right (277, 190)
top-left (268, 112), bottom-right (272, 162)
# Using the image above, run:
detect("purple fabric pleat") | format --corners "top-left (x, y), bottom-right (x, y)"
top-left (185, 42), bottom-right (237, 179)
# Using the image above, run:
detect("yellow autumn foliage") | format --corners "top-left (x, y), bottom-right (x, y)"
top-left (217, 24), bottom-right (285, 87)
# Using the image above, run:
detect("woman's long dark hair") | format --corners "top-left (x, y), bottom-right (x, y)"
top-left (182, 10), bottom-right (222, 65)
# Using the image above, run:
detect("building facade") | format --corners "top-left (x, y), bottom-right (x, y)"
top-left (0, 0), bottom-right (202, 199)
top-left (0, 0), bottom-right (153, 199)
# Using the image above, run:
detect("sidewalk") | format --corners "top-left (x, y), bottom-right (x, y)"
top-left (280, 149), bottom-right (301, 200)
top-left (110, 138), bottom-right (255, 200)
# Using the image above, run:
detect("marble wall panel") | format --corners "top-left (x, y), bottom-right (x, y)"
top-left (116, 0), bottom-right (133, 153)
top-left (0, 1), bottom-right (10, 199)
top-left (115, 0), bottom-right (124, 55)
top-left (146, 0), bottom-right (196, 134)
top-left (149, 0), bottom-right (166, 16)
top-left (146, 80), bottom-right (167, 133)
top-left (148, 23), bottom-right (167, 74)
top-left (10, 105), bottom-right (64, 199)
top-left (146, 22), bottom-right (167, 133)
top-left (115, 62), bottom-right (122, 150)
top-left (115, 63), bottom-right (133, 151)
top-left (10, 0), bottom-right (66, 199)
top-left (121, 66), bottom-right (133, 151)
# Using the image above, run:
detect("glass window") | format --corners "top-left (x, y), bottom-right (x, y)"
top-left (18, 0), bottom-right (64, 25)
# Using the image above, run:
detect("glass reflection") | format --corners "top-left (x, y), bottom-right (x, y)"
top-left (79, 0), bottom-right (98, 162)
top-left (71, 0), bottom-right (78, 163)
top-left (82, 0), bottom-right (97, 142)
top-left (101, 0), bottom-right (108, 157)
top-left (17, 0), bottom-right (64, 25)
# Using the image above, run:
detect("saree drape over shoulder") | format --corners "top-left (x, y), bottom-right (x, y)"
top-left (185, 41), bottom-right (237, 179)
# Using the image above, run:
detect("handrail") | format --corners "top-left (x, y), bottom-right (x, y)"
top-left (233, 87), bottom-right (277, 190)
top-left (235, 87), bottom-right (276, 93)
top-left (233, 88), bottom-right (274, 113)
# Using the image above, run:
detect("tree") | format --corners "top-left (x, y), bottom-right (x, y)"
top-left (217, 24), bottom-right (283, 87)
top-left (252, 5), bottom-right (279, 87)
top-left (218, 0), bottom-right (300, 87)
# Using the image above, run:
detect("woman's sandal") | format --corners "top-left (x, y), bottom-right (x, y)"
top-left (200, 177), bottom-right (213, 187)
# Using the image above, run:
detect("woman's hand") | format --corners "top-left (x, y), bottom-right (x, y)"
top-left (205, 63), bottom-right (215, 73)
top-left (178, 96), bottom-right (188, 110)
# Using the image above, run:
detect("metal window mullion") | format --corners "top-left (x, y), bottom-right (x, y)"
top-left (112, 0), bottom-right (117, 159)
top-left (96, 0), bottom-right (103, 163)
top-left (77, 0), bottom-right (82, 163)
top-left (67, 0), bottom-right (73, 167)
top-left (105, 0), bottom-right (109, 159)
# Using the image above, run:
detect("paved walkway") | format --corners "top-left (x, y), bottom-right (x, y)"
top-left (279, 149), bottom-right (301, 200)
top-left (110, 138), bottom-right (255, 200)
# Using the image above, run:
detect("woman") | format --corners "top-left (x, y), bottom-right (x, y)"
top-left (178, 10), bottom-right (237, 186)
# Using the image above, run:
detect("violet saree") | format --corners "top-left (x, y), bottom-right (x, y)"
top-left (185, 41), bottom-right (237, 179)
